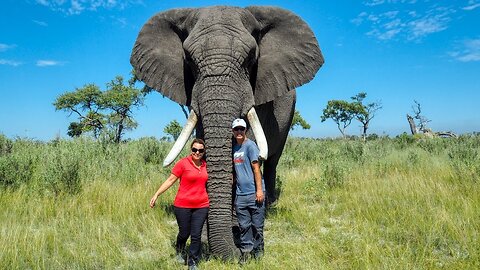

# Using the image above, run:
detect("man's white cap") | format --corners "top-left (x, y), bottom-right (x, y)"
top-left (231, 118), bottom-right (247, 129)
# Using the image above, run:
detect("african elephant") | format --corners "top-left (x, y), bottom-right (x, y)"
top-left (131, 6), bottom-right (324, 258)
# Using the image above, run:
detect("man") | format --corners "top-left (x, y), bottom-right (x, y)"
top-left (231, 118), bottom-right (266, 263)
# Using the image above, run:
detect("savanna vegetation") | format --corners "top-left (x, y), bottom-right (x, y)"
top-left (1, 133), bottom-right (479, 269)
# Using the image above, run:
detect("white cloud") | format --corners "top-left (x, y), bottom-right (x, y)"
top-left (364, 0), bottom-right (417, 6)
top-left (364, 0), bottom-right (386, 7)
top-left (0, 43), bottom-right (16, 52)
top-left (34, 0), bottom-right (143, 15)
top-left (450, 39), bottom-right (480, 62)
top-left (0, 59), bottom-right (22, 67)
top-left (33, 20), bottom-right (48, 26)
top-left (36, 60), bottom-right (66, 67)
top-left (354, 4), bottom-right (455, 41)
top-left (463, 0), bottom-right (480, 11)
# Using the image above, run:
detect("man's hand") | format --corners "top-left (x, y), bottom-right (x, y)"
top-left (256, 190), bottom-right (264, 203)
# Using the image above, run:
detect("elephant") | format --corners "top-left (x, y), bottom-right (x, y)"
top-left (131, 5), bottom-right (324, 258)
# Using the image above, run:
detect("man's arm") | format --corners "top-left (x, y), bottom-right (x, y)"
top-left (251, 161), bottom-right (264, 203)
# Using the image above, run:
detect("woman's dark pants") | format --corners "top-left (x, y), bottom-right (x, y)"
top-left (174, 207), bottom-right (209, 266)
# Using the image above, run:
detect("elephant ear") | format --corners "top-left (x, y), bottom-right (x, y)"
top-left (245, 6), bottom-right (324, 105)
top-left (131, 9), bottom-right (195, 105)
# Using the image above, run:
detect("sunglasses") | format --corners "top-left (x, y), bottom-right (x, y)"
top-left (191, 147), bottom-right (205, 153)
top-left (233, 127), bottom-right (245, 132)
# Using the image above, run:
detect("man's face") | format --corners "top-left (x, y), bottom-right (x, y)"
top-left (232, 126), bottom-right (246, 140)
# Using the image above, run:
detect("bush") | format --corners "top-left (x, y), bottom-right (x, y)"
top-left (394, 132), bottom-right (416, 149)
top-left (0, 134), bottom-right (13, 156)
top-left (137, 137), bottom-right (167, 165)
top-left (323, 161), bottom-right (348, 189)
top-left (0, 154), bottom-right (35, 189)
top-left (448, 146), bottom-right (479, 182)
top-left (39, 147), bottom-right (81, 196)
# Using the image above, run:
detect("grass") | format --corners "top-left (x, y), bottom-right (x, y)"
top-left (0, 134), bottom-right (479, 269)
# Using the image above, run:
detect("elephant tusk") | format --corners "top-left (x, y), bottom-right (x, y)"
top-left (247, 107), bottom-right (268, 160)
top-left (163, 110), bottom-right (198, 167)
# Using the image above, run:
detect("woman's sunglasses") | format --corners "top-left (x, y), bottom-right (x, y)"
top-left (233, 127), bottom-right (245, 131)
top-left (191, 147), bottom-right (205, 153)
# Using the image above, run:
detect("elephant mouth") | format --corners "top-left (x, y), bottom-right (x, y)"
top-left (162, 107), bottom-right (268, 167)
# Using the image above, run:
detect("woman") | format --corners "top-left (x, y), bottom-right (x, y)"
top-left (150, 139), bottom-right (209, 270)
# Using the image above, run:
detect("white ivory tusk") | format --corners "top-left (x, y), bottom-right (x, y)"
top-left (163, 110), bottom-right (198, 167)
top-left (247, 107), bottom-right (268, 160)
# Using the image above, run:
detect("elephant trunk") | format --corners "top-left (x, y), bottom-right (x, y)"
top-left (197, 82), bottom-right (242, 258)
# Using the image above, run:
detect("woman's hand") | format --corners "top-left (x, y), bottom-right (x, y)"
top-left (149, 174), bottom-right (179, 208)
top-left (149, 194), bottom-right (158, 208)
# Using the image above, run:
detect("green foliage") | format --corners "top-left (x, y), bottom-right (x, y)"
top-left (1, 135), bottom-right (479, 269)
top-left (0, 153), bottom-right (35, 189)
top-left (39, 145), bottom-right (81, 196)
top-left (0, 133), bottom-right (13, 155)
top-left (163, 120), bottom-right (182, 141)
top-left (321, 100), bottom-right (358, 138)
top-left (290, 110), bottom-right (311, 131)
top-left (67, 122), bottom-right (84, 137)
top-left (136, 137), bottom-right (168, 165)
top-left (351, 92), bottom-right (382, 140)
top-left (54, 75), bottom-right (144, 143)
top-left (321, 92), bottom-right (381, 140)
top-left (323, 162), bottom-right (348, 189)
top-left (448, 143), bottom-right (480, 183)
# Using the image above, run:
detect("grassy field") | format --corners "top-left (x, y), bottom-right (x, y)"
top-left (1, 134), bottom-right (479, 269)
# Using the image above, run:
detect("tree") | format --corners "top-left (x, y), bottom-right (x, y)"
top-left (351, 92), bottom-right (382, 141)
top-left (54, 75), bottom-right (144, 143)
top-left (54, 84), bottom-right (105, 138)
top-left (164, 120), bottom-right (182, 141)
top-left (321, 100), bottom-right (357, 138)
top-left (410, 100), bottom-right (431, 134)
top-left (290, 110), bottom-right (311, 131)
top-left (101, 76), bottom-right (144, 143)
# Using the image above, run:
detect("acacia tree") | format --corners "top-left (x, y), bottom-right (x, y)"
top-left (54, 75), bottom-right (144, 143)
top-left (101, 76), bottom-right (144, 143)
top-left (54, 84), bottom-right (104, 138)
top-left (290, 110), bottom-right (311, 131)
top-left (321, 100), bottom-right (357, 138)
top-left (351, 92), bottom-right (382, 141)
top-left (164, 120), bottom-right (182, 141)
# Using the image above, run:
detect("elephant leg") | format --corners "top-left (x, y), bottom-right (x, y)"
top-left (255, 90), bottom-right (296, 205)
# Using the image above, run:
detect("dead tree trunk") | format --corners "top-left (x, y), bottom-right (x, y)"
top-left (407, 114), bottom-right (417, 135)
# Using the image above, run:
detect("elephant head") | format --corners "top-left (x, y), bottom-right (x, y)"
top-left (131, 5), bottom-right (323, 258)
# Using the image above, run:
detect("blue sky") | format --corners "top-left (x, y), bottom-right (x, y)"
top-left (1, 0), bottom-right (479, 141)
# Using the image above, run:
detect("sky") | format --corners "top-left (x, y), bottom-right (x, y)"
top-left (1, 0), bottom-right (479, 141)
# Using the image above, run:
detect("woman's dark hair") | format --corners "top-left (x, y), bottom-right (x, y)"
top-left (190, 138), bottom-right (205, 149)
top-left (190, 138), bottom-right (206, 160)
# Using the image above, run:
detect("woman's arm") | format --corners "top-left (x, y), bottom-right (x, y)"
top-left (149, 174), bottom-right (179, 208)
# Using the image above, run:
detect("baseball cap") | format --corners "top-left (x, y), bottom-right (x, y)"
top-left (231, 118), bottom-right (247, 129)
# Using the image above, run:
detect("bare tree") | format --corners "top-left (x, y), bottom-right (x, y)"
top-left (409, 100), bottom-right (431, 134)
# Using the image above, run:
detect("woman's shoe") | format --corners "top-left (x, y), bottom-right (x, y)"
top-left (175, 252), bottom-right (185, 265)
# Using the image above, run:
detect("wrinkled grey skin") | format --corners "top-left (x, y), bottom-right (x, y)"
top-left (131, 6), bottom-right (323, 258)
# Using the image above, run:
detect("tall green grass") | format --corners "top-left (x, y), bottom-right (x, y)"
top-left (1, 134), bottom-right (479, 269)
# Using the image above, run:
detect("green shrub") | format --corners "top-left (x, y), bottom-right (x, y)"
top-left (39, 147), bottom-right (81, 196)
top-left (394, 132), bottom-right (416, 149)
top-left (448, 146), bottom-right (479, 182)
top-left (323, 161), bottom-right (348, 189)
top-left (136, 137), bottom-right (166, 165)
top-left (0, 134), bottom-right (13, 156)
top-left (0, 154), bottom-right (35, 189)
